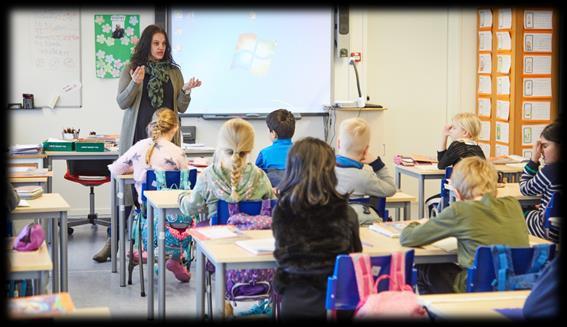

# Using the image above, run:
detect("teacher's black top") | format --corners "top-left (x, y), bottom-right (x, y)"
top-left (132, 74), bottom-right (175, 145)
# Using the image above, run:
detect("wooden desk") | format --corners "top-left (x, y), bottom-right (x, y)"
top-left (10, 171), bottom-right (53, 191)
top-left (144, 189), bottom-right (187, 320)
top-left (397, 164), bottom-right (529, 218)
top-left (446, 183), bottom-right (541, 207)
top-left (419, 290), bottom-right (529, 319)
top-left (43, 151), bottom-right (119, 193)
top-left (386, 191), bottom-right (416, 221)
top-left (11, 193), bottom-right (70, 293)
top-left (8, 241), bottom-right (53, 295)
top-left (192, 227), bottom-right (459, 321)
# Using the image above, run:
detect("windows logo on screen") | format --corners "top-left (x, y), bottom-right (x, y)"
top-left (231, 33), bottom-right (277, 76)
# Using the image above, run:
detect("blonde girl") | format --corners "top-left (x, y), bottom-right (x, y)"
top-left (178, 118), bottom-right (274, 222)
top-left (437, 112), bottom-right (485, 169)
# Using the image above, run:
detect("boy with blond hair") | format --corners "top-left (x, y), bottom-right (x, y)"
top-left (335, 118), bottom-right (396, 225)
top-left (400, 157), bottom-right (529, 294)
top-left (438, 112), bottom-right (485, 169)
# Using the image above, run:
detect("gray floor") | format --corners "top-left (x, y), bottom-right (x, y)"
top-left (58, 222), bottom-right (258, 320)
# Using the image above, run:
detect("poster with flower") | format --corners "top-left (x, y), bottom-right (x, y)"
top-left (94, 14), bottom-right (140, 78)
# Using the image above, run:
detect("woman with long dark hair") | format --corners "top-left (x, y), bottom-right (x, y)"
top-left (93, 24), bottom-right (202, 262)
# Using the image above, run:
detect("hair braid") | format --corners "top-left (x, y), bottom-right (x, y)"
top-left (230, 152), bottom-right (245, 201)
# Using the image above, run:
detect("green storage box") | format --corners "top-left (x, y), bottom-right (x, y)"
top-left (75, 141), bottom-right (105, 152)
top-left (43, 140), bottom-right (74, 152)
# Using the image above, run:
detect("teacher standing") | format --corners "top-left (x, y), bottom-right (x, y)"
top-left (93, 24), bottom-right (201, 263)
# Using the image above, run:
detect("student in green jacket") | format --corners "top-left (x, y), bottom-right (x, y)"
top-left (400, 156), bottom-right (529, 294)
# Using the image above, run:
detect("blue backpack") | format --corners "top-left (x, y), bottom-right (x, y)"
top-left (490, 244), bottom-right (552, 291)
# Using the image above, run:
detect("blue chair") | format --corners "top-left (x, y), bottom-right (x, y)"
top-left (349, 196), bottom-right (388, 221)
top-left (544, 192), bottom-right (560, 230)
top-left (213, 198), bottom-right (278, 225)
top-left (141, 168), bottom-right (197, 203)
top-left (439, 166), bottom-right (453, 211)
top-left (466, 244), bottom-right (556, 292)
top-left (325, 250), bottom-right (417, 317)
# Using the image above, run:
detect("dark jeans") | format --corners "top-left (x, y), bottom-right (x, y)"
top-left (416, 263), bottom-right (463, 294)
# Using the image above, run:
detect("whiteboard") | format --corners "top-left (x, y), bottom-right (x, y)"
top-left (9, 9), bottom-right (82, 108)
top-left (169, 9), bottom-right (333, 114)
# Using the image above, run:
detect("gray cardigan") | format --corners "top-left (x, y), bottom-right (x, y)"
top-left (116, 65), bottom-right (191, 155)
top-left (116, 65), bottom-right (191, 206)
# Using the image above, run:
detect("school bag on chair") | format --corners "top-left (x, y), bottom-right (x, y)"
top-left (350, 252), bottom-right (427, 319)
top-left (224, 199), bottom-right (274, 302)
top-left (490, 244), bottom-right (552, 291)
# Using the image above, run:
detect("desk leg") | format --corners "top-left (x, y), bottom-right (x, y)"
top-left (60, 211), bottom-right (68, 292)
top-left (418, 177), bottom-right (425, 218)
top-left (214, 263), bottom-right (226, 321)
top-left (404, 203), bottom-right (410, 220)
top-left (395, 168), bottom-right (402, 220)
top-left (196, 245), bottom-right (205, 320)
top-left (45, 157), bottom-right (52, 193)
top-left (119, 180), bottom-right (126, 287)
top-left (51, 218), bottom-right (60, 293)
top-left (111, 177), bottom-right (117, 274)
top-left (147, 204), bottom-right (154, 320)
top-left (158, 208), bottom-right (166, 319)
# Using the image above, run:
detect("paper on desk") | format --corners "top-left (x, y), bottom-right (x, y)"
top-left (236, 238), bottom-right (275, 255)
top-left (430, 237), bottom-right (457, 253)
top-left (414, 164), bottom-right (439, 171)
top-left (196, 226), bottom-right (239, 240)
top-left (17, 199), bottom-right (30, 207)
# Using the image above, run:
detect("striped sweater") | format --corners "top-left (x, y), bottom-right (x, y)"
top-left (520, 160), bottom-right (560, 243)
top-left (437, 140), bottom-right (485, 169)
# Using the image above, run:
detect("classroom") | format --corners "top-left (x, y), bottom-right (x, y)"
top-left (6, 6), bottom-right (561, 321)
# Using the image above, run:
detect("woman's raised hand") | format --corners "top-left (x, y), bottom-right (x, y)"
top-left (129, 65), bottom-right (145, 84)
top-left (183, 77), bottom-right (202, 92)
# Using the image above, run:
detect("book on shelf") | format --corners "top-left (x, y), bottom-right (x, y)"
top-left (369, 222), bottom-right (408, 238)
top-left (9, 292), bottom-right (75, 319)
top-left (235, 237), bottom-right (275, 255)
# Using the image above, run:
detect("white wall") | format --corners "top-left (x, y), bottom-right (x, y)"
top-left (9, 8), bottom-right (477, 218)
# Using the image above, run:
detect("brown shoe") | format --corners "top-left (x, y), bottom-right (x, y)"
top-left (92, 238), bottom-right (112, 263)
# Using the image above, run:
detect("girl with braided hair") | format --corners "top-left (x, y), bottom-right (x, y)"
top-left (178, 118), bottom-right (274, 224)
top-left (94, 108), bottom-right (189, 269)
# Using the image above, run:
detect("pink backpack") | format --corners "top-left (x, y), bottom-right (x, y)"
top-left (13, 223), bottom-right (45, 252)
top-left (350, 252), bottom-right (427, 319)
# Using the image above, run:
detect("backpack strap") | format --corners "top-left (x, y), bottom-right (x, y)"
top-left (388, 251), bottom-right (406, 291)
top-left (260, 199), bottom-right (272, 216)
top-left (154, 170), bottom-right (167, 190)
top-left (180, 169), bottom-right (191, 190)
top-left (527, 244), bottom-right (551, 273)
top-left (490, 245), bottom-right (515, 291)
top-left (350, 253), bottom-right (375, 301)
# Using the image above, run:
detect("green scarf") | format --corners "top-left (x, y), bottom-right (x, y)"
top-left (146, 61), bottom-right (171, 109)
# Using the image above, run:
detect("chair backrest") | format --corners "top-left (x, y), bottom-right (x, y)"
top-left (66, 159), bottom-right (114, 177)
top-left (349, 196), bottom-right (387, 220)
top-left (466, 244), bottom-right (556, 292)
top-left (439, 166), bottom-right (453, 209)
top-left (141, 169), bottom-right (197, 203)
top-left (544, 192), bottom-right (560, 228)
top-left (213, 198), bottom-right (278, 225)
top-left (325, 250), bottom-right (416, 311)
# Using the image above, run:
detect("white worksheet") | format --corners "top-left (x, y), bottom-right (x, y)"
top-left (496, 121), bottom-right (510, 143)
top-left (497, 55), bottom-right (511, 74)
top-left (497, 76), bottom-right (510, 95)
top-left (498, 8), bottom-right (512, 29)
top-left (523, 55), bottom-right (552, 75)
top-left (524, 10), bottom-right (553, 29)
top-left (523, 101), bottom-right (551, 120)
top-left (478, 98), bottom-right (491, 117)
top-left (479, 9), bottom-right (492, 28)
top-left (524, 33), bottom-right (552, 52)
top-left (478, 53), bottom-right (492, 73)
top-left (497, 32), bottom-right (511, 50)
top-left (479, 75), bottom-right (492, 94)
top-left (523, 78), bottom-right (552, 97)
top-left (479, 31), bottom-right (493, 51)
top-left (496, 100), bottom-right (510, 120)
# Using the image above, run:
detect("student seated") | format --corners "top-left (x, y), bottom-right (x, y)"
top-left (104, 108), bottom-right (191, 281)
top-left (255, 109), bottom-right (295, 188)
top-left (272, 137), bottom-right (362, 320)
top-left (178, 118), bottom-right (274, 221)
top-left (400, 157), bottom-right (529, 294)
top-left (520, 122), bottom-right (560, 243)
top-left (335, 118), bottom-right (396, 225)
top-left (437, 112), bottom-right (485, 169)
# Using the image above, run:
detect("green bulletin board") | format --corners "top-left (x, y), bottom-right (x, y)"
top-left (94, 14), bottom-right (140, 78)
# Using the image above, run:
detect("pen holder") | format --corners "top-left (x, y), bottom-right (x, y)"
top-left (62, 132), bottom-right (79, 140)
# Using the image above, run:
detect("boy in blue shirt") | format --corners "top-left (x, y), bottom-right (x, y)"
top-left (255, 109), bottom-right (295, 187)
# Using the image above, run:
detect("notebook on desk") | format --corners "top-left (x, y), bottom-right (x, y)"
top-left (190, 225), bottom-right (240, 240)
top-left (235, 238), bottom-right (275, 255)
top-left (369, 222), bottom-right (407, 238)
